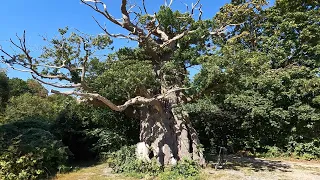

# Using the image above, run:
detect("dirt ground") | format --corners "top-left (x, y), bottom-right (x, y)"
top-left (203, 156), bottom-right (320, 180)
top-left (54, 156), bottom-right (320, 180)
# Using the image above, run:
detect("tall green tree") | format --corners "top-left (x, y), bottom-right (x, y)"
top-left (262, 0), bottom-right (320, 68)
top-left (0, 71), bottom-right (9, 113)
top-left (8, 78), bottom-right (30, 97)
top-left (192, 0), bottom-right (320, 158)
top-left (8, 78), bottom-right (48, 97)
top-left (4, 93), bottom-right (66, 123)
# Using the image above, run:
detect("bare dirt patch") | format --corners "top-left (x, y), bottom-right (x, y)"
top-left (204, 156), bottom-right (320, 180)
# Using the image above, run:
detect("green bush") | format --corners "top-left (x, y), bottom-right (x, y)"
top-left (106, 145), bottom-right (200, 179)
top-left (106, 145), bottom-right (148, 174)
top-left (260, 146), bottom-right (284, 158)
top-left (158, 159), bottom-right (201, 180)
top-left (10, 119), bottom-right (51, 131)
top-left (257, 141), bottom-right (320, 160)
top-left (53, 103), bottom-right (139, 161)
top-left (0, 122), bottom-right (69, 180)
top-left (290, 140), bottom-right (320, 160)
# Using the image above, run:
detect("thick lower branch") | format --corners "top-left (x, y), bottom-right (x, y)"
top-left (51, 87), bottom-right (189, 112)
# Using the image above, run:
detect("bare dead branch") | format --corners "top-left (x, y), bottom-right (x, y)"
top-left (0, 58), bottom-right (33, 73)
top-left (92, 16), bottom-right (138, 41)
top-left (181, 1), bottom-right (189, 12)
top-left (33, 75), bottom-right (82, 89)
top-left (165, 0), bottom-right (174, 7)
top-left (168, 0), bottom-right (174, 7)
top-left (81, 0), bottom-right (123, 26)
top-left (209, 23), bottom-right (244, 36)
top-left (127, 3), bottom-right (137, 13)
top-left (0, 45), bottom-right (14, 59)
top-left (52, 90), bottom-right (154, 111)
top-left (82, 0), bottom-right (147, 38)
top-left (0, 31), bottom-right (93, 91)
top-left (161, 29), bottom-right (196, 48)
top-left (158, 0), bottom-right (203, 48)
top-left (121, 0), bottom-right (130, 22)
top-left (82, 0), bottom-right (206, 51)
top-left (142, 0), bottom-right (148, 14)
top-left (191, 0), bottom-right (201, 15)
top-left (198, 4), bottom-right (203, 20)
top-left (2, 33), bottom-right (73, 82)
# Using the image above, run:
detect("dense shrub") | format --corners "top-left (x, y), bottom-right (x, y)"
top-left (185, 99), bottom-right (242, 154)
top-left (53, 103), bottom-right (139, 161)
top-left (289, 140), bottom-right (320, 160)
top-left (0, 121), bottom-right (69, 180)
top-left (257, 146), bottom-right (284, 158)
top-left (257, 141), bottom-right (320, 161)
top-left (106, 145), bottom-right (200, 179)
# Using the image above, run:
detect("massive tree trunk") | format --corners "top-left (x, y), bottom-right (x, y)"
top-left (137, 91), bottom-right (205, 166)
top-left (133, 49), bottom-right (205, 165)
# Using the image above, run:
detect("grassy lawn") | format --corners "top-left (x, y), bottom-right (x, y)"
top-left (53, 163), bottom-right (138, 180)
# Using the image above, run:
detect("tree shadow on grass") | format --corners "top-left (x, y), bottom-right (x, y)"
top-left (208, 155), bottom-right (292, 172)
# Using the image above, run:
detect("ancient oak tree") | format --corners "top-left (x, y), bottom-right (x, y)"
top-left (0, 0), bottom-right (255, 165)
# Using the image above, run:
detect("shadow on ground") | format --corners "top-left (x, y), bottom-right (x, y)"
top-left (208, 155), bottom-right (291, 172)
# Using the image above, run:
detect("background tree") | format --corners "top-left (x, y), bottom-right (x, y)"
top-left (0, 71), bottom-right (9, 114)
top-left (261, 0), bottom-right (320, 68)
top-left (26, 79), bottom-right (48, 97)
top-left (3, 93), bottom-right (65, 123)
top-left (190, 0), bottom-right (320, 159)
top-left (8, 78), bottom-right (30, 97)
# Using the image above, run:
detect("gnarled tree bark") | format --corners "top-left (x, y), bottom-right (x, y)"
top-left (138, 95), bottom-right (204, 166)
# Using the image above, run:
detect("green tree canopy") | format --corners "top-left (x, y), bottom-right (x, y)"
top-left (0, 71), bottom-right (9, 113)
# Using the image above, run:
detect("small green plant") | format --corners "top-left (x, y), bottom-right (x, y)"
top-left (258, 146), bottom-right (284, 158)
top-left (158, 159), bottom-right (201, 180)
top-left (106, 145), bottom-right (201, 179)
top-left (106, 145), bottom-right (162, 177)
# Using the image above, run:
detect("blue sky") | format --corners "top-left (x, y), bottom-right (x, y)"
top-left (0, 0), bottom-right (274, 87)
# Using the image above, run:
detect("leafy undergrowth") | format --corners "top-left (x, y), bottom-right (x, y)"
top-left (104, 145), bottom-right (201, 180)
